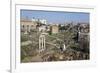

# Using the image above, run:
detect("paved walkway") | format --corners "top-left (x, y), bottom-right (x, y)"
top-left (21, 41), bottom-right (32, 46)
top-left (30, 55), bottom-right (43, 62)
top-left (21, 41), bottom-right (38, 46)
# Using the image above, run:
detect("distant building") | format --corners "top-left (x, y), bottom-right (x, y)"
top-left (40, 19), bottom-right (47, 24)
top-left (38, 25), bottom-right (46, 32)
top-left (32, 18), bottom-right (47, 24)
top-left (50, 25), bottom-right (59, 34)
top-left (21, 18), bottom-right (37, 33)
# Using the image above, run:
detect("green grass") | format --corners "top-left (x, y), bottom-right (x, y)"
top-left (21, 35), bottom-right (28, 42)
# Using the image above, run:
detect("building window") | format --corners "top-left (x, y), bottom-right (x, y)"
top-left (23, 25), bottom-right (24, 28)
top-left (27, 25), bottom-right (29, 27)
top-left (31, 25), bottom-right (34, 27)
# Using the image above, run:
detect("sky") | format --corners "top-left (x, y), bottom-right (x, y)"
top-left (20, 9), bottom-right (90, 24)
